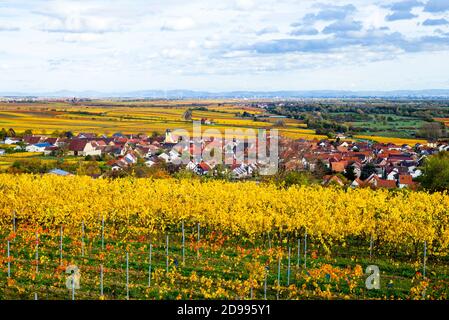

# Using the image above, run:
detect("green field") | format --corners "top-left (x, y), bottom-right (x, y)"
top-left (1, 227), bottom-right (447, 300)
top-left (347, 114), bottom-right (424, 138)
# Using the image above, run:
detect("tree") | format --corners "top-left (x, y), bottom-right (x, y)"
top-left (7, 128), bottom-right (16, 137)
top-left (418, 151), bottom-right (449, 192)
top-left (76, 162), bottom-right (101, 176)
top-left (51, 130), bottom-right (61, 137)
top-left (344, 165), bottom-right (357, 181)
top-left (274, 119), bottom-right (285, 127)
top-left (283, 171), bottom-right (315, 187)
top-left (56, 144), bottom-right (69, 158)
top-left (151, 131), bottom-right (160, 138)
top-left (182, 109), bottom-right (193, 121)
top-left (23, 129), bottom-right (33, 136)
top-left (313, 160), bottom-right (330, 179)
top-left (0, 128), bottom-right (7, 141)
top-left (64, 131), bottom-right (74, 139)
top-left (418, 122), bottom-right (445, 141)
top-left (174, 168), bottom-right (198, 180)
top-left (361, 163), bottom-right (377, 180)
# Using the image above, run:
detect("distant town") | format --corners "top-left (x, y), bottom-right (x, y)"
top-left (1, 126), bottom-right (446, 190)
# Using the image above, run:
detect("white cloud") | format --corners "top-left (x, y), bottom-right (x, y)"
top-left (0, 0), bottom-right (448, 92)
top-left (161, 17), bottom-right (196, 31)
top-left (40, 15), bottom-right (124, 33)
top-left (61, 33), bottom-right (102, 43)
top-left (234, 0), bottom-right (257, 10)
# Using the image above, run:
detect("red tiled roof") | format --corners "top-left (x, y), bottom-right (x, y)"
top-left (44, 137), bottom-right (58, 144)
top-left (68, 139), bottom-right (87, 151)
top-left (198, 162), bottom-right (211, 171)
top-left (377, 179), bottom-right (397, 189)
top-left (399, 175), bottom-right (413, 185)
top-left (331, 161), bottom-right (347, 172)
top-left (353, 178), bottom-right (365, 187)
top-left (24, 136), bottom-right (42, 144)
top-left (322, 175), bottom-right (344, 186)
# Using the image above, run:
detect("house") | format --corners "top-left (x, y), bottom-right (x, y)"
top-left (164, 129), bottom-right (178, 144)
top-left (158, 152), bottom-right (171, 163)
top-left (68, 140), bottom-right (102, 157)
top-left (23, 135), bottom-right (43, 145)
top-left (195, 161), bottom-right (211, 175)
top-left (44, 145), bottom-right (59, 156)
top-left (322, 175), bottom-right (345, 186)
top-left (386, 168), bottom-right (399, 181)
top-left (168, 149), bottom-right (180, 162)
top-left (48, 169), bottom-right (73, 176)
top-left (124, 153), bottom-right (137, 165)
top-left (25, 142), bottom-right (52, 153)
top-left (136, 147), bottom-right (152, 159)
top-left (108, 160), bottom-right (127, 171)
top-left (232, 163), bottom-right (257, 178)
top-left (351, 162), bottom-right (362, 178)
top-left (4, 137), bottom-right (21, 145)
top-left (145, 160), bottom-right (155, 167)
top-left (350, 178), bottom-right (365, 188)
top-left (112, 132), bottom-right (124, 138)
top-left (44, 137), bottom-right (59, 145)
top-left (186, 160), bottom-right (197, 171)
top-left (77, 133), bottom-right (97, 139)
top-left (365, 174), bottom-right (397, 189)
top-left (331, 161), bottom-right (347, 173)
top-left (410, 168), bottom-right (422, 178)
top-left (398, 174), bottom-right (415, 189)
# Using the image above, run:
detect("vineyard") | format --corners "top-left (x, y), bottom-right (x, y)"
top-left (0, 174), bottom-right (448, 300)
top-left (0, 101), bottom-right (324, 141)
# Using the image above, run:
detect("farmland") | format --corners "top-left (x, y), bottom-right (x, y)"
top-left (0, 101), bottom-right (321, 140)
top-left (263, 99), bottom-right (449, 143)
top-left (2, 99), bottom-right (443, 145)
top-left (0, 174), bottom-right (448, 300)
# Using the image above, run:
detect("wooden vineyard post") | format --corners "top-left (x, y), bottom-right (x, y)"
top-left (268, 232), bottom-right (272, 250)
top-left (166, 234), bottom-right (169, 273)
top-left (126, 251), bottom-right (129, 300)
top-left (287, 247), bottom-right (291, 286)
top-left (12, 210), bottom-right (16, 239)
top-left (149, 244), bottom-right (153, 287)
top-left (101, 216), bottom-right (105, 251)
top-left (72, 271), bottom-right (75, 301)
top-left (81, 221), bottom-right (85, 257)
top-left (35, 232), bottom-right (39, 274)
top-left (304, 231), bottom-right (307, 269)
top-left (7, 240), bottom-right (11, 278)
top-left (182, 221), bottom-right (185, 265)
top-left (264, 267), bottom-right (268, 300)
top-left (100, 264), bottom-right (104, 297)
top-left (197, 223), bottom-right (200, 259)
top-left (297, 238), bottom-right (301, 267)
top-left (423, 241), bottom-right (427, 278)
top-left (277, 256), bottom-right (281, 300)
top-left (60, 226), bottom-right (63, 266)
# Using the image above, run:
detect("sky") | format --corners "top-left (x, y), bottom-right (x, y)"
top-left (1, 0), bottom-right (449, 92)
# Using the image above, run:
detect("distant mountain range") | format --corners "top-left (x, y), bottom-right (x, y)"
top-left (2, 89), bottom-right (449, 99)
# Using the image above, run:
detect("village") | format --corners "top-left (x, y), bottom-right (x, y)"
top-left (0, 127), bottom-right (447, 188)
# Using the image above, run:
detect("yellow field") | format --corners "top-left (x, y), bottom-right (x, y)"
top-left (0, 174), bottom-right (448, 251)
top-left (0, 101), bottom-right (322, 140)
top-left (434, 118), bottom-right (449, 127)
top-left (354, 135), bottom-right (427, 145)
